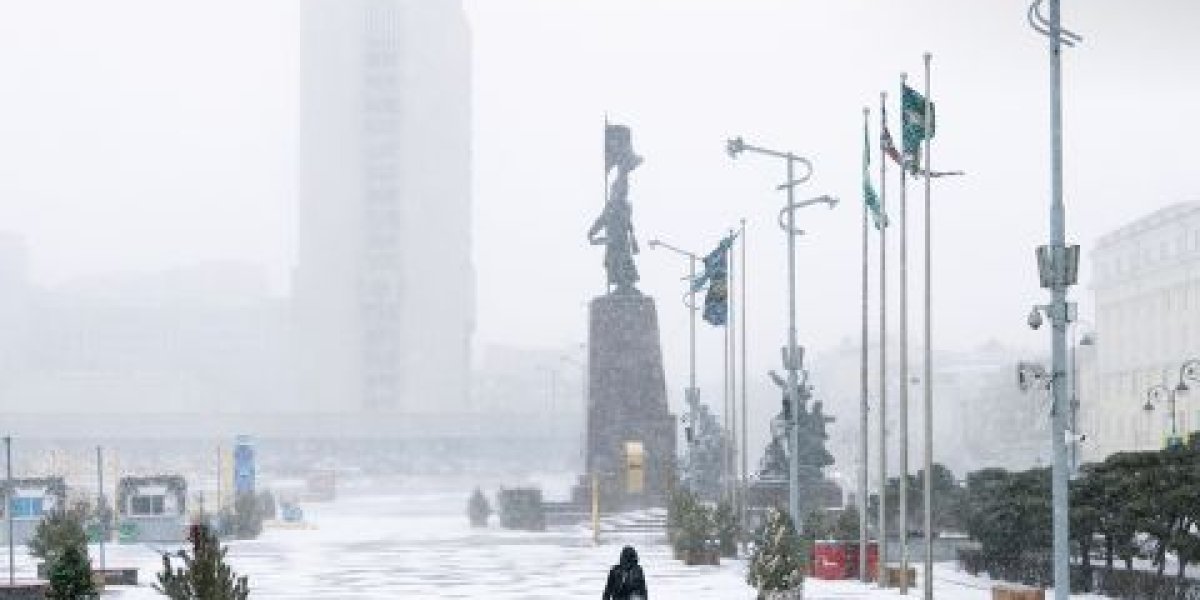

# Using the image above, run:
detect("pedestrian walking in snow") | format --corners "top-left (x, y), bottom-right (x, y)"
top-left (602, 545), bottom-right (648, 600)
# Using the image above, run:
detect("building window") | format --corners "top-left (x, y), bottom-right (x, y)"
top-left (131, 495), bottom-right (165, 516)
top-left (10, 497), bottom-right (43, 518)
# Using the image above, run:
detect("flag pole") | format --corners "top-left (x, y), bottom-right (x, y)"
top-left (898, 71), bottom-right (910, 596)
top-left (877, 90), bottom-right (890, 588)
top-left (922, 52), bottom-right (935, 600)
top-left (602, 114), bottom-right (611, 296)
top-left (740, 218), bottom-right (749, 550)
top-left (728, 226), bottom-right (738, 509)
top-left (6, 436), bottom-right (13, 586)
top-left (723, 251), bottom-right (731, 504)
top-left (97, 445), bottom-right (106, 571)
top-left (859, 106), bottom-right (872, 584)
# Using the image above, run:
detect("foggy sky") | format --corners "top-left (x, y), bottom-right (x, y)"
top-left (0, 1), bottom-right (1198, 406)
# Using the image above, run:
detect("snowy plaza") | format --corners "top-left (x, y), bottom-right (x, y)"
top-left (1, 1), bottom-right (1199, 598)
top-left (0, 487), bottom-right (1103, 599)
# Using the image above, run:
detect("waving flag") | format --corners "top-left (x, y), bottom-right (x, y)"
top-left (863, 115), bottom-right (887, 230)
top-left (902, 84), bottom-right (935, 174)
top-left (690, 235), bottom-right (736, 326)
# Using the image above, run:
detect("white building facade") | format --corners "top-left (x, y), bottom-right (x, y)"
top-left (1080, 202), bottom-right (1200, 462)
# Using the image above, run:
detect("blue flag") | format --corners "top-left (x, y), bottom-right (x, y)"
top-left (691, 235), bottom-right (735, 326)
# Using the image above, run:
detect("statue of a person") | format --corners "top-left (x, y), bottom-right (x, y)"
top-left (588, 123), bottom-right (643, 295)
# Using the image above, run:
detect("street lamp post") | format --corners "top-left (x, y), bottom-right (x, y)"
top-left (1178, 360), bottom-right (1200, 441)
top-left (647, 239), bottom-right (701, 450)
top-left (1144, 359), bottom-right (1200, 448)
top-left (1027, 0), bottom-right (1084, 596)
top-left (1144, 384), bottom-right (1180, 445)
top-left (726, 136), bottom-right (837, 524)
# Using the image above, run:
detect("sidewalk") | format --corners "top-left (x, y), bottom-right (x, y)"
top-left (802, 563), bottom-right (1109, 599)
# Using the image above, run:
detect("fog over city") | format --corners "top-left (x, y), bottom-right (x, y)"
top-left (0, 1), bottom-right (1197, 598)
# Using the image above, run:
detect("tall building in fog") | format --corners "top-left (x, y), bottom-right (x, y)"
top-left (294, 0), bottom-right (474, 422)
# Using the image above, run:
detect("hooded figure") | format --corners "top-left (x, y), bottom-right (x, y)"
top-left (602, 545), bottom-right (648, 600)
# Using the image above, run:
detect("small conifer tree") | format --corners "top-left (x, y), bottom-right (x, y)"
top-left (155, 522), bottom-right (249, 599)
top-left (747, 507), bottom-right (806, 592)
top-left (47, 542), bottom-right (96, 600)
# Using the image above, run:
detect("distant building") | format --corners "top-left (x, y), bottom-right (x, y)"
top-left (811, 340), bottom-right (1047, 481)
top-left (294, 0), bottom-right (474, 423)
top-left (1079, 202), bottom-right (1200, 462)
top-left (0, 250), bottom-right (293, 432)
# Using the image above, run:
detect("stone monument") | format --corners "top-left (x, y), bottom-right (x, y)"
top-left (580, 123), bottom-right (676, 509)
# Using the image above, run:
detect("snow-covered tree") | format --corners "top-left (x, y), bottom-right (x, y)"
top-left (156, 522), bottom-right (249, 600)
top-left (747, 507), bottom-right (805, 593)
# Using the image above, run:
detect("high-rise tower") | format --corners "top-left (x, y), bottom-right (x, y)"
top-left (295, 0), bottom-right (473, 423)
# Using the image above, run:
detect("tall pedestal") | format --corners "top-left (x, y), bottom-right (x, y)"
top-left (584, 292), bottom-right (676, 509)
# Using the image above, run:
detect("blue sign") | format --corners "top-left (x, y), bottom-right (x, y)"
top-left (233, 435), bottom-right (255, 496)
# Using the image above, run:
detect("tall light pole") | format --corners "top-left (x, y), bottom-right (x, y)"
top-left (726, 136), bottom-right (837, 524)
top-left (647, 239), bottom-right (701, 452)
top-left (1028, 0), bottom-right (1082, 597)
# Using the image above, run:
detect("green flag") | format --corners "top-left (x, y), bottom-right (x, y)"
top-left (902, 83), bottom-right (935, 174)
top-left (863, 116), bottom-right (886, 230)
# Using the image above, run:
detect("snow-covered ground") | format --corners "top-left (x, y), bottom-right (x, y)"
top-left (1, 490), bottom-right (1107, 598)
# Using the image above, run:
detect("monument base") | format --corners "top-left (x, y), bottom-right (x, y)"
top-left (584, 292), bottom-right (676, 510)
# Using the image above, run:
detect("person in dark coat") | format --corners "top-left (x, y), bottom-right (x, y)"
top-left (602, 545), bottom-right (648, 600)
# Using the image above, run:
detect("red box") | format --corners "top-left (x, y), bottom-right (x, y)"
top-left (813, 541), bottom-right (849, 579)
top-left (812, 541), bottom-right (879, 580)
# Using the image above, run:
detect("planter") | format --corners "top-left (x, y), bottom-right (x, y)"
top-left (38, 563), bottom-right (137, 586)
top-left (0, 582), bottom-right (50, 600)
top-left (992, 585), bottom-right (1044, 600)
top-left (760, 586), bottom-right (803, 600)
top-left (97, 568), bottom-right (139, 586)
top-left (91, 571), bottom-right (106, 593)
top-left (683, 548), bottom-right (720, 566)
top-left (881, 565), bottom-right (916, 588)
